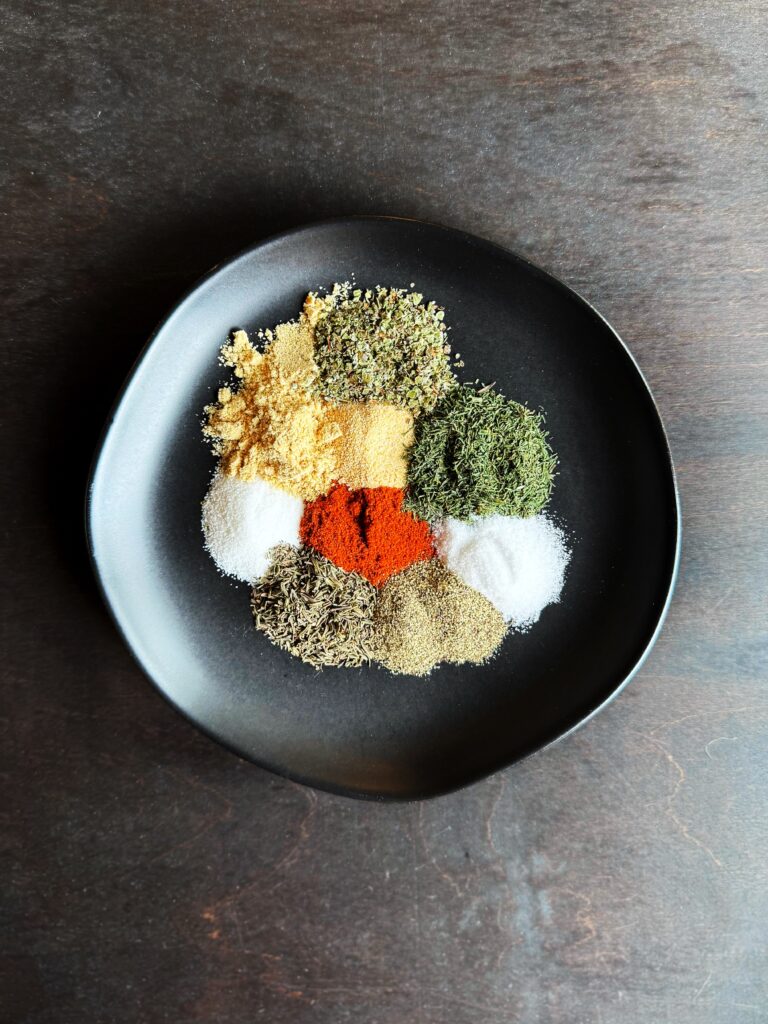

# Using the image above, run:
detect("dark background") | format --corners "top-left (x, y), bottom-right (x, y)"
top-left (3, 2), bottom-right (767, 1022)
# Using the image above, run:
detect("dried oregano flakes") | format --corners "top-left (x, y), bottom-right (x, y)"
top-left (404, 383), bottom-right (557, 522)
top-left (311, 284), bottom-right (461, 414)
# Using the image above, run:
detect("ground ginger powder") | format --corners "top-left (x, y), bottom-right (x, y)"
top-left (268, 319), bottom-right (317, 380)
top-left (204, 314), bottom-right (415, 498)
top-left (204, 325), bottom-right (341, 500)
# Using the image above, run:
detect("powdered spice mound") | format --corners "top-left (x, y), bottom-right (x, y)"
top-left (330, 402), bottom-right (414, 490)
top-left (300, 484), bottom-right (435, 587)
top-left (371, 559), bottom-right (507, 676)
top-left (203, 327), bottom-right (340, 499)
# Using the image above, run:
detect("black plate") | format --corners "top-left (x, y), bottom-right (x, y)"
top-left (87, 217), bottom-right (680, 800)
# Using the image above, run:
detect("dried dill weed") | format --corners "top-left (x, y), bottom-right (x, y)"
top-left (311, 283), bottom-right (460, 414)
top-left (405, 383), bottom-right (557, 522)
top-left (251, 545), bottom-right (377, 669)
top-left (371, 559), bottom-right (507, 677)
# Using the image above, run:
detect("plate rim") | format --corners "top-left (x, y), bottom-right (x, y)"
top-left (85, 214), bottom-right (682, 802)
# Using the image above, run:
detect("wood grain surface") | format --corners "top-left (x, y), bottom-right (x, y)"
top-left (2, 1), bottom-right (767, 1022)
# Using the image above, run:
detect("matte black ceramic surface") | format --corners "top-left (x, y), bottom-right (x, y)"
top-left (87, 217), bottom-right (679, 800)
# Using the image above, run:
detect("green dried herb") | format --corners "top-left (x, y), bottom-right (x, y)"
top-left (251, 545), bottom-right (377, 668)
top-left (404, 383), bottom-right (556, 522)
top-left (312, 284), bottom-right (459, 414)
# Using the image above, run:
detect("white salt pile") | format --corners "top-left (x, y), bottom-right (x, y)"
top-left (435, 514), bottom-right (571, 628)
top-left (201, 471), bottom-right (303, 583)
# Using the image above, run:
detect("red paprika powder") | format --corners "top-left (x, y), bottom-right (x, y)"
top-left (300, 483), bottom-right (435, 586)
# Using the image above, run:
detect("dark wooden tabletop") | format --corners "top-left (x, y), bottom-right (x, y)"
top-left (3, 2), bottom-right (767, 1022)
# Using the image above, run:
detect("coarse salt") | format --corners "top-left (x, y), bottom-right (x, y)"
top-left (434, 514), bottom-right (571, 628)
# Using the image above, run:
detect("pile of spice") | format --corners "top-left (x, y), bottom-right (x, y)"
top-left (202, 471), bottom-right (302, 583)
top-left (300, 483), bottom-right (434, 586)
top-left (435, 514), bottom-right (570, 628)
top-left (252, 545), bottom-right (377, 668)
top-left (200, 283), bottom-right (571, 676)
top-left (372, 559), bottom-right (506, 676)
top-left (327, 402), bottom-right (414, 490)
top-left (405, 383), bottom-right (556, 522)
top-left (311, 284), bottom-right (460, 413)
top-left (203, 326), bottom-right (338, 499)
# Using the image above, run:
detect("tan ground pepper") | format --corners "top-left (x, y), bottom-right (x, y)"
top-left (372, 559), bottom-right (507, 676)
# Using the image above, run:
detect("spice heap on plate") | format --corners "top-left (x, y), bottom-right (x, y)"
top-left (201, 284), bottom-right (571, 676)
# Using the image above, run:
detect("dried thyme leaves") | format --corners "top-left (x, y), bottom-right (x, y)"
top-left (404, 383), bottom-right (556, 522)
top-left (251, 545), bottom-right (377, 668)
top-left (312, 284), bottom-right (459, 414)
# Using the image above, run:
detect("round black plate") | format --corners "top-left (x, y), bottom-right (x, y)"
top-left (87, 217), bottom-right (680, 800)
